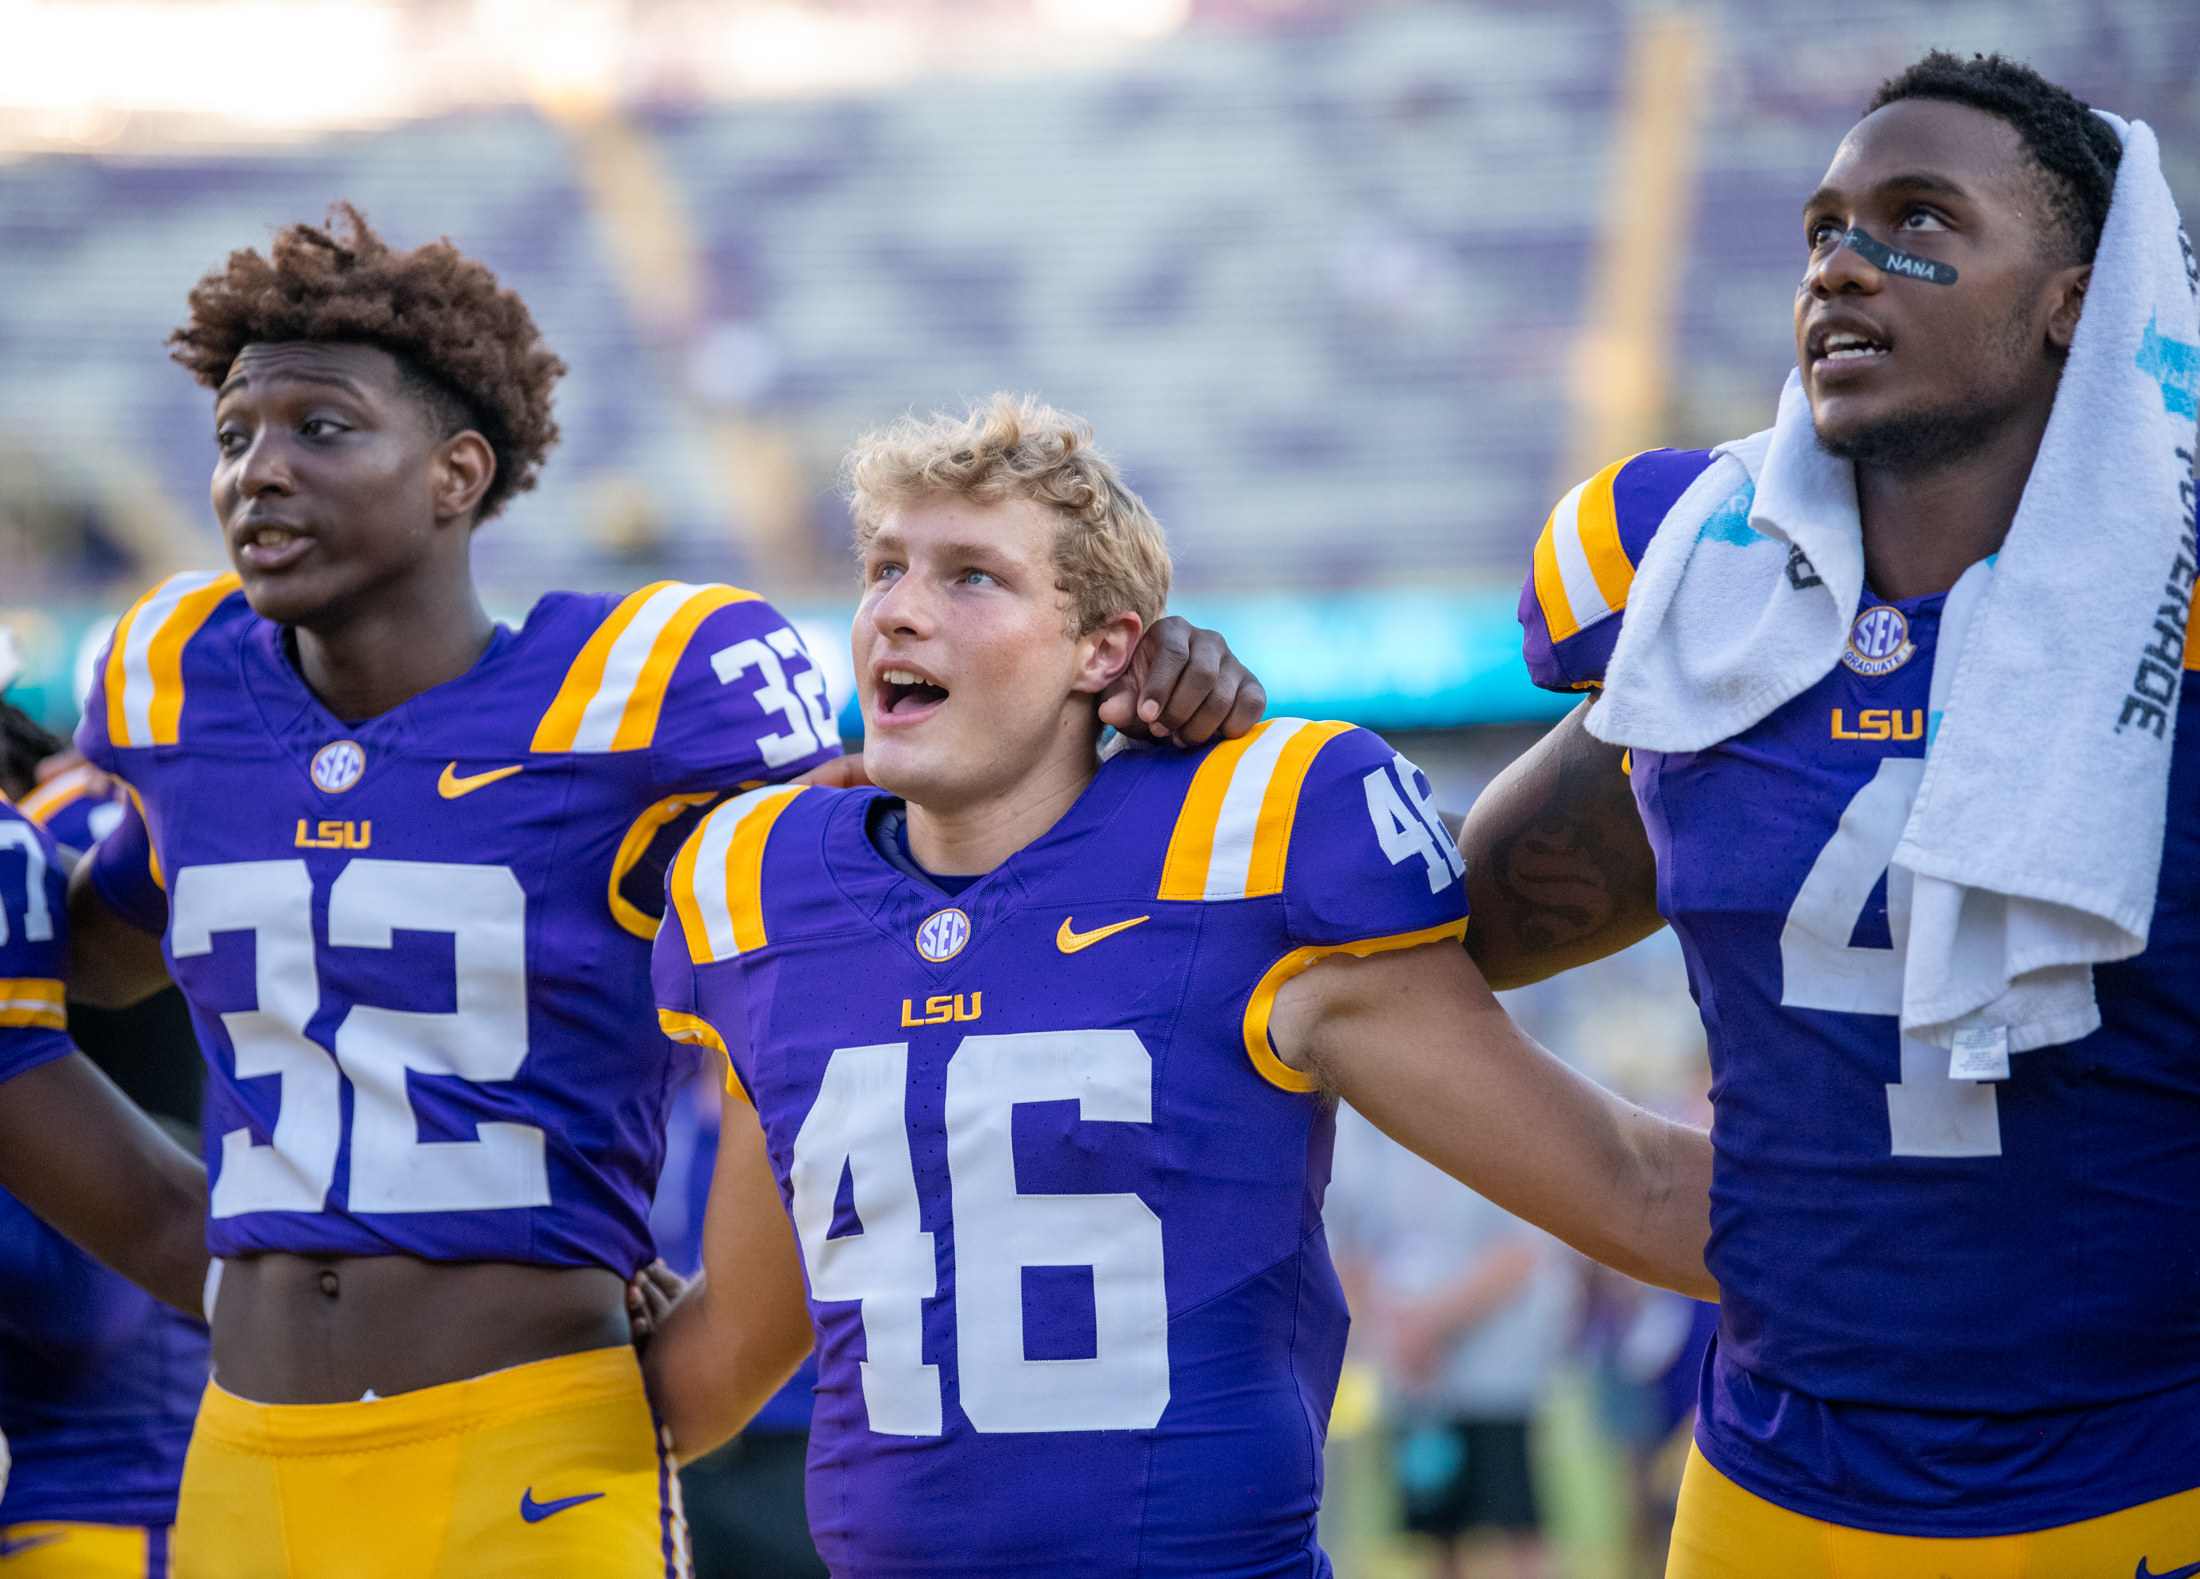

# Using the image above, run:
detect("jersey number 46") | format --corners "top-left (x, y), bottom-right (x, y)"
top-left (791, 1029), bottom-right (1170, 1437)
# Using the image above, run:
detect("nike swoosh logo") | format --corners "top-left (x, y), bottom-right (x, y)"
top-left (439, 762), bottom-right (523, 799)
top-left (1057, 915), bottom-right (1151, 954)
top-left (0, 1533), bottom-right (63, 1557)
top-left (2137, 1561), bottom-right (2200, 1579)
top-left (520, 1488), bottom-right (605, 1524)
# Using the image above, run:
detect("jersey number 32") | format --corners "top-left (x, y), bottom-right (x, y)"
top-left (171, 858), bottom-right (548, 1219)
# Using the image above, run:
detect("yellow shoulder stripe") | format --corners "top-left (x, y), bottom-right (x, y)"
top-left (0, 978), bottom-right (66, 1031)
top-left (1159, 718), bottom-right (1355, 902)
top-left (1530, 452), bottom-right (1644, 645)
top-left (102, 572), bottom-right (243, 748)
top-left (2185, 577), bottom-right (2198, 672)
top-left (532, 582), bottom-right (762, 753)
top-left (669, 785), bottom-right (806, 964)
top-left (656, 1009), bottom-right (751, 1105)
top-left (1240, 919), bottom-right (1469, 1093)
top-left (16, 766), bottom-right (96, 828)
top-left (608, 793), bottom-right (722, 941)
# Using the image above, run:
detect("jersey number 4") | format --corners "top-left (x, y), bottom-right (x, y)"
top-left (171, 858), bottom-right (549, 1218)
top-left (791, 1029), bottom-right (1169, 1437)
top-left (1779, 758), bottom-right (2000, 1158)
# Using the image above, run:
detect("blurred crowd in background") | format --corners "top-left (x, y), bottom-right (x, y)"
top-left (1, 1), bottom-right (2193, 1574)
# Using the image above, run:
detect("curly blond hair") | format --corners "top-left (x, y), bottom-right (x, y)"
top-left (846, 395), bottom-right (1170, 635)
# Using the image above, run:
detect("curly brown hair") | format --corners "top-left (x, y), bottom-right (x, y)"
top-left (167, 204), bottom-right (566, 520)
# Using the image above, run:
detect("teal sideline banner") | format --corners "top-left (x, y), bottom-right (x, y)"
top-left (2, 585), bottom-right (1573, 741)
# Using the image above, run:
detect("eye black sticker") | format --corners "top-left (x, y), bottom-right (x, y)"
top-left (1843, 227), bottom-right (1957, 285)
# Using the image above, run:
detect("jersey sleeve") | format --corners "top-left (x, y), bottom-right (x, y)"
top-left (526, 583), bottom-right (842, 793)
top-left (0, 805), bottom-right (74, 1086)
top-left (1280, 724), bottom-right (1469, 950)
top-left (651, 897), bottom-right (754, 1104)
top-left (85, 798), bottom-right (168, 938)
top-left (1519, 448), bottom-right (1719, 692)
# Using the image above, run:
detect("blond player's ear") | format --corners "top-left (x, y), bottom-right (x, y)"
top-left (1071, 611), bottom-right (1145, 697)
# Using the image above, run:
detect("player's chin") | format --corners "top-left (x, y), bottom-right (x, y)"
top-left (231, 562), bottom-right (343, 627)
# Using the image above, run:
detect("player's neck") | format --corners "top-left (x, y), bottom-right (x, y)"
top-left (1854, 396), bottom-right (2051, 602)
top-left (903, 729), bottom-right (1102, 879)
top-left (288, 567), bottom-right (496, 722)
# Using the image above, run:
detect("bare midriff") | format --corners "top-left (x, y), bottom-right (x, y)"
top-left (211, 1253), bottom-right (630, 1405)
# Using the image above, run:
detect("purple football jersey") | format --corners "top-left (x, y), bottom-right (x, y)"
top-left (76, 575), bottom-right (840, 1274)
top-left (0, 1185), bottom-right (207, 1528)
top-left (1522, 451), bottom-right (2200, 1535)
top-left (15, 765), bottom-right (130, 868)
top-left (0, 799), bottom-right (71, 1088)
top-left (654, 721), bottom-right (1469, 1577)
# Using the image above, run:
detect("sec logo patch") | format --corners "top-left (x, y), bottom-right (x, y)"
top-left (310, 740), bottom-right (366, 794)
top-left (1840, 604), bottom-right (1915, 677)
top-left (916, 908), bottom-right (970, 962)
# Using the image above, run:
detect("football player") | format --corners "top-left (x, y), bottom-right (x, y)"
top-left (63, 207), bottom-right (1261, 1579)
top-left (646, 395), bottom-right (1717, 1575)
top-left (1474, 55), bottom-right (2200, 1570)
top-left (0, 714), bottom-right (208, 1579)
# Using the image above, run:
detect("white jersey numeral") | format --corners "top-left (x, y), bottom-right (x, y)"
top-left (1363, 756), bottom-right (1463, 894)
top-left (0, 823), bottom-right (53, 946)
top-left (711, 626), bottom-right (835, 767)
top-left (791, 1041), bottom-right (941, 1436)
top-left (791, 1029), bottom-right (1172, 1437)
top-left (328, 860), bottom-right (547, 1211)
top-left (171, 858), bottom-right (551, 1217)
top-left (174, 861), bottom-right (343, 1216)
top-left (1778, 759), bottom-right (2000, 1158)
top-left (947, 1030), bottom-right (1169, 1432)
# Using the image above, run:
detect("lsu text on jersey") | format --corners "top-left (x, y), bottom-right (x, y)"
top-left (654, 720), bottom-right (1469, 1577)
top-left (75, 575), bottom-right (842, 1578)
top-left (1524, 450), bottom-right (2200, 1550)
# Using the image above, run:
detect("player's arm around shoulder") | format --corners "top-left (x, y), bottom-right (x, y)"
top-left (1461, 448), bottom-right (1720, 988)
top-left (1263, 727), bottom-right (1714, 1302)
top-left (1458, 700), bottom-right (1661, 990)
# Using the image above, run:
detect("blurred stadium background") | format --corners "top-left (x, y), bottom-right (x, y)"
top-left (1, 2), bottom-right (2192, 1574)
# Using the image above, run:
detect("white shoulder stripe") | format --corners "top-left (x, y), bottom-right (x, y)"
top-left (1202, 719), bottom-right (1314, 901)
top-left (118, 571), bottom-right (229, 746)
top-left (684, 785), bottom-right (800, 961)
top-left (1545, 481), bottom-right (1617, 633)
top-left (570, 582), bottom-right (715, 751)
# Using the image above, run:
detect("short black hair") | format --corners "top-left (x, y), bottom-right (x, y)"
top-left (1868, 51), bottom-right (2122, 265)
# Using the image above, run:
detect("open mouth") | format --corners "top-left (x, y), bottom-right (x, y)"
top-left (879, 668), bottom-right (949, 715)
top-left (1817, 330), bottom-right (1889, 364)
top-left (235, 524), bottom-right (314, 570)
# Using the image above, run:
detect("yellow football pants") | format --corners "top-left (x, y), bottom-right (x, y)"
top-left (173, 1346), bottom-right (688, 1579)
top-left (0, 1523), bottom-right (165, 1576)
top-left (1669, 1442), bottom-right (2200, 1577)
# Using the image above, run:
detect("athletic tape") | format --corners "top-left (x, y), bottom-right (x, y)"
top-left (1843, 226), bottom-right (1957, 285)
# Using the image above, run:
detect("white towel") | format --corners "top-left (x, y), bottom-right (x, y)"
top-left (1589, 114), bottom-right (2199, 1056)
